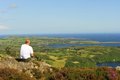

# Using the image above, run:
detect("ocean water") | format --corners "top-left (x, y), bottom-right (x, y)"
top-left (40, 33), bottom-right (120, 47)
top-left (0, 35), bottom-right (7, 38)
top-left (1, 33), bottom-right (120, 42)
top-left (16, 33), bottom-right (120, 42)
top-left (1, 33), bottom-right (120, 47)
top-left (42, 33), bottom-right (120, 42)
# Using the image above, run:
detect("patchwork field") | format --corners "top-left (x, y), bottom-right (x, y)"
top-left (1, 36), bottom-right (120, 79)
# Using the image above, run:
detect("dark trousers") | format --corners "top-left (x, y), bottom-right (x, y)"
top-left (16, 58), bottom-right (31, 62)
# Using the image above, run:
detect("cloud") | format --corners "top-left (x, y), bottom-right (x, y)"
top-left (9, 3), bottom-right (17, 9)
top-left (0, 16), bottom-right (4, 20)
top-left (0, 16), bottom-right (15, 20)
top-left (0, 3), bottom-right (17, 14)
top-left (0, 9), bottom-right (7, 13)
top-left (0, 24), bottom-right (9, 30)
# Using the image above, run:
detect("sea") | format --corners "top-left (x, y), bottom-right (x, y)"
top-left (1, 33), bottom-right (120, 47)
top-left (43, 33), bottom-right (120, 47)
top-left (1, 33), bottom-right (120, 67)
top-left (38, 33), bottom-right (120, 42)
top-left (35, 33), bottom-right (120, 47)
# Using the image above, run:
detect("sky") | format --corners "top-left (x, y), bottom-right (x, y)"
top-left (0, 0), bottom-right (120, 34)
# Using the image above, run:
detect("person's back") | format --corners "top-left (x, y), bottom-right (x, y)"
top-left (20, 39), bottom-right (34, 60)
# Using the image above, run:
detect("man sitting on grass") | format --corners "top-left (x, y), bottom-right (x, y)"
top-left (19, 39), bottom-right (34, 62)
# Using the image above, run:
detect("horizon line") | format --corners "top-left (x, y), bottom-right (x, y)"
top-left (1, 33), bottom-right (120, 36)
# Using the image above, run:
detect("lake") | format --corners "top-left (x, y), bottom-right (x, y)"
top-left (97, 62), bottom-right (120, 68)
top-left (48, 43), bottom-right (120, 48)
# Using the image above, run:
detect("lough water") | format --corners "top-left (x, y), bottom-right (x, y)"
top-left (48, 43), bottom-right (120, 48)
top-left (1, 33), bottom-right (120, 47)
top-left (97, 62), bottom-right (120, 68)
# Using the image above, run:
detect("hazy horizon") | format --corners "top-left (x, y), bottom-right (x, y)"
top-left (1, 32), bottom-right (120, 35)
top-left (0, 0), bottom-right (120, 34)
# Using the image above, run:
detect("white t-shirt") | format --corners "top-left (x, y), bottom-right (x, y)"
top-left (20, 44), bottom-right (33, 59)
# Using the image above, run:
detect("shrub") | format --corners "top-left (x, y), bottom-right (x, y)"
top-left (31, 69), bottom-right (42, 79)
top-left (35, 53), bottom-right (52, 61)
top-left (0, 68), bottom-right (35, 80)
top-left (47, 67), bottom-right (120, 80)
top-left (5, 46), bottom-right (18, 57)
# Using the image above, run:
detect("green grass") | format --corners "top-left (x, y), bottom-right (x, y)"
top-left (52, 59), bottom-right (66, 68)
top-left (1, 36), bottom-right (120, 68)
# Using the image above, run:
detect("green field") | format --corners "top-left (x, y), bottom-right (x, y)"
top-left (1, 36), bottom-right (120, 80)
top-left (0, 36), bottom-right (120, 68)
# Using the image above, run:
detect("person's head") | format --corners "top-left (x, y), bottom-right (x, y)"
top-left (25, 39), bottom-right (30, 45)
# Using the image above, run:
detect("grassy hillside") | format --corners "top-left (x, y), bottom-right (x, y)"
top-left (1, 36), bottom-right (120, 80)
top-left (1, 36), bottom-right (120, 68)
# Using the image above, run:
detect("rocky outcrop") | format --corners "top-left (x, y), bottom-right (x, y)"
top-left (0, 55), bottom-right (52, 79)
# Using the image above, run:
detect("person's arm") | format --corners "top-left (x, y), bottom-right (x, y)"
top-left (30, 46), bottom-right (34, 58)
top-left (31, 52), bottom-right (34, 58)
top-left (20, 45), bottom-right (23, 58)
